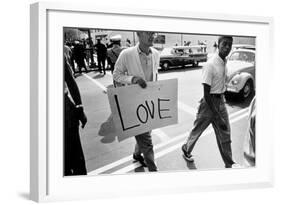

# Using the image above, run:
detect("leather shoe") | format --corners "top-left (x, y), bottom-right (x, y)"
top-left (133, 154), bottom-right (147, 167)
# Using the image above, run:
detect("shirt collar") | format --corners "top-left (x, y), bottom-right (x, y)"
top-left (137, 44), bottom-right (152, 55)
top-left (214, 53), bottom-right (227, 65)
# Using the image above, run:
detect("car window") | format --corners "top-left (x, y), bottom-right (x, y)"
top-left (174, 49), bottom-right (184, 55)
top-left (229, 51), bottom-right (255, 63)
top-left (161, 48), bottom-right (172, 55)
top-left (187, 47), bottom-right (205, 54)
top-left (246, 52), bottom-right (255, 63)
top-left (232, 44), bottom-right (256, 51)
top-left (229, 52), bottom-right (240, 61)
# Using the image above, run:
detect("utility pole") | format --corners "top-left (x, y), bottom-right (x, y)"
top-left (133, 32), bottom-right (136, 46)
top-left (181, 34), bottom-right (183, 46)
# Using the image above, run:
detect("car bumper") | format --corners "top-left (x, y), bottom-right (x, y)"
top-left (226, 85), bottom-right (240, 93)
top-left (196, 57), bottom-right (207, 62)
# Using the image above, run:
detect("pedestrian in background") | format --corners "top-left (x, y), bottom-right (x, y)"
top-left (94, 38), bottom-right (107, 75)
top-left (73, 40), bottom-right (88, 74)
top-left (181, 36), bottom-right (239, 168)
top-left (125, 38), bottom-right (131, 47)
top-left (113, 31), bottom-right (160, 172)
top-left (107, 35), bottom-right (124, 74)
top-left (203, 40), bottom-right (207, 53)
top-left (213, 41), bottom-right (218, 52)
top-left (64, 53), bottom-right (88, 176)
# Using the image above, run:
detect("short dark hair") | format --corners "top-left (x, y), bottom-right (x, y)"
top-left (136, 31), bottom-right (143, 37)
top-left (136, 31), bottom-right (154, 37)
top-left (218, 36), bottom-right (233, 45)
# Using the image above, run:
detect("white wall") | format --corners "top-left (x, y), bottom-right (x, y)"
top-left (0, 0), bottom-right (280, 205)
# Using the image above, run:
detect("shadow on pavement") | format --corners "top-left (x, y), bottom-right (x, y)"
top-left (98, 114), bottom-right (131, 143)
top-left (106, 84), bottom-right (114, 90)
top-left (134, 166), bottom-right (146, 172)
top-left (158, 65), bottom-right (202, 74)
top-left (93, 73), bottom-right (106, 79)
top-left (98, 115), bottom-right (116, 143)
top-left (73, 73), bottom-right (83, 78)
top-left (225, 93), bottom-right (255, 109)
top-left (18, 192), bottom-right (30, 200)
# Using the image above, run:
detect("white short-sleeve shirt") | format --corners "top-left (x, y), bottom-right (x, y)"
top-left (202, 53), bottom-right (227, 94)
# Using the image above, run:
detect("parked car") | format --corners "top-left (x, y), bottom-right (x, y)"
top-left (226, 49), bottom-right (255, 99)
top-left (231, 44), bottom-right (256, 51)
top-left (243, 96), bottom-right (256, 167)
top-left (159, 45), bottom-right (208, 70)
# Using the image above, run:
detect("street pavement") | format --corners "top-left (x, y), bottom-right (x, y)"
top-left (73, 64), bottom-right (254, 175)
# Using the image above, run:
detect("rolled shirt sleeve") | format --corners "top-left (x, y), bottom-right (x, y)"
top-left (202, 63), bottom-right (213, 86)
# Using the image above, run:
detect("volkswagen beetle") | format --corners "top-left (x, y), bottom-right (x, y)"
top-left (226, 49), bottom-right (255, 99)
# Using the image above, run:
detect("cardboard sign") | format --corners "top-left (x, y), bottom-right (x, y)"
top-left (107, 79), bottom-right (178, 138)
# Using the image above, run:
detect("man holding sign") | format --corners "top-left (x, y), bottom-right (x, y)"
top-left (113, 31), bottom-right (160, 172)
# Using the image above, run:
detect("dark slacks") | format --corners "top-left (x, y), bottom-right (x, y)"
top-left (75, 58), bottom-right (88, 73)
top-left (134, 132), bottom-right (158, 171)
top-left (64, 95), bottom-right (87, 176)
top-left (97, 55), bottom-right (106, 74)
top-left (185, 96), bottom-right (235, 168)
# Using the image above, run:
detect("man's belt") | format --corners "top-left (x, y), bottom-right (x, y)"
top-left (210, 93), bottom-right (224, 98)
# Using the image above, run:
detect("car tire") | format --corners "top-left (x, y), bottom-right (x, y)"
top-left (240, 80), bottom-right (253, 99)
top-left (162, 61), bottom-right (170, 70)
top-left (192, 61), bottom-right (199, 67)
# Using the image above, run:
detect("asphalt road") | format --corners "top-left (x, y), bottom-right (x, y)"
top-left (73, 64), bottom-right (254, 175)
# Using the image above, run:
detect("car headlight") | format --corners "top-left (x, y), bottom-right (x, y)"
top-left (231, 79), bottom-right (239, 85)
top-left (230, 74), bottom-right (241, 85)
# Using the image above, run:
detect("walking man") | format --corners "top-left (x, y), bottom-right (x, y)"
top-left (107, 35), bottom-right (124, 74)
top-left (94, 38), bottom-right (107, 75)
top-left (113, 31), bottom-right (160, 172)
top-left (181, 36), bottom-right (237, 168)
top-left (73, 40), bottom-right (88, 74)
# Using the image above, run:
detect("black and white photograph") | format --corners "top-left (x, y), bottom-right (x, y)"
top-left (28, 2), bottom-right (276, 202)
top-left (63, 27), bottom-right (256, 176)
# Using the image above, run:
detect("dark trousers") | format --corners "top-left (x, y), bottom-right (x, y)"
top-left (97, 56), bottom-right (106, 74)
top-left (64, 95), bottom-right (87, 176)
top-left (75, 58), bottom-right (88, 73)
top-left (110, 62), bottom-right (115, 74)
top-left (69, 57), bottom-right (76, 74)
top-left (185, 96), bottom-right (235, 168)
top-left (134, 132), bottom-right (158, 171)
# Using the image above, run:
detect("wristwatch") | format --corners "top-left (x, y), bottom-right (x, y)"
top-left (75, 104), bottom-right (83, 109)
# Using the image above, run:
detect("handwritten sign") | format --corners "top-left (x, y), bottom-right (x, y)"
top-left (107, 79), bottom-right (178, 138)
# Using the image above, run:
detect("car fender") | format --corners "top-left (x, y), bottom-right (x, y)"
top-left (235, 72), bottom-right (254, 91)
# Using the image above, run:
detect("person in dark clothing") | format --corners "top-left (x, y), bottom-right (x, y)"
top-left (106, 38), bottom-right (113, 49)
top-left (107, 35), bottom-right (124, 74)
top-left (94, 39), bottom-right (107, 75)
top-left (64, 54), bottom-right (88, 176)
top-left (213, 41), bottom-right (218, 52)
top-left (73, 41), bottom-right (88, 74)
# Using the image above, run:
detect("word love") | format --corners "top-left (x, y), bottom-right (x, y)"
top-left (107, 79), bottom-right (178, 138)
top-left (114, 95), bottom-right (171, 131)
